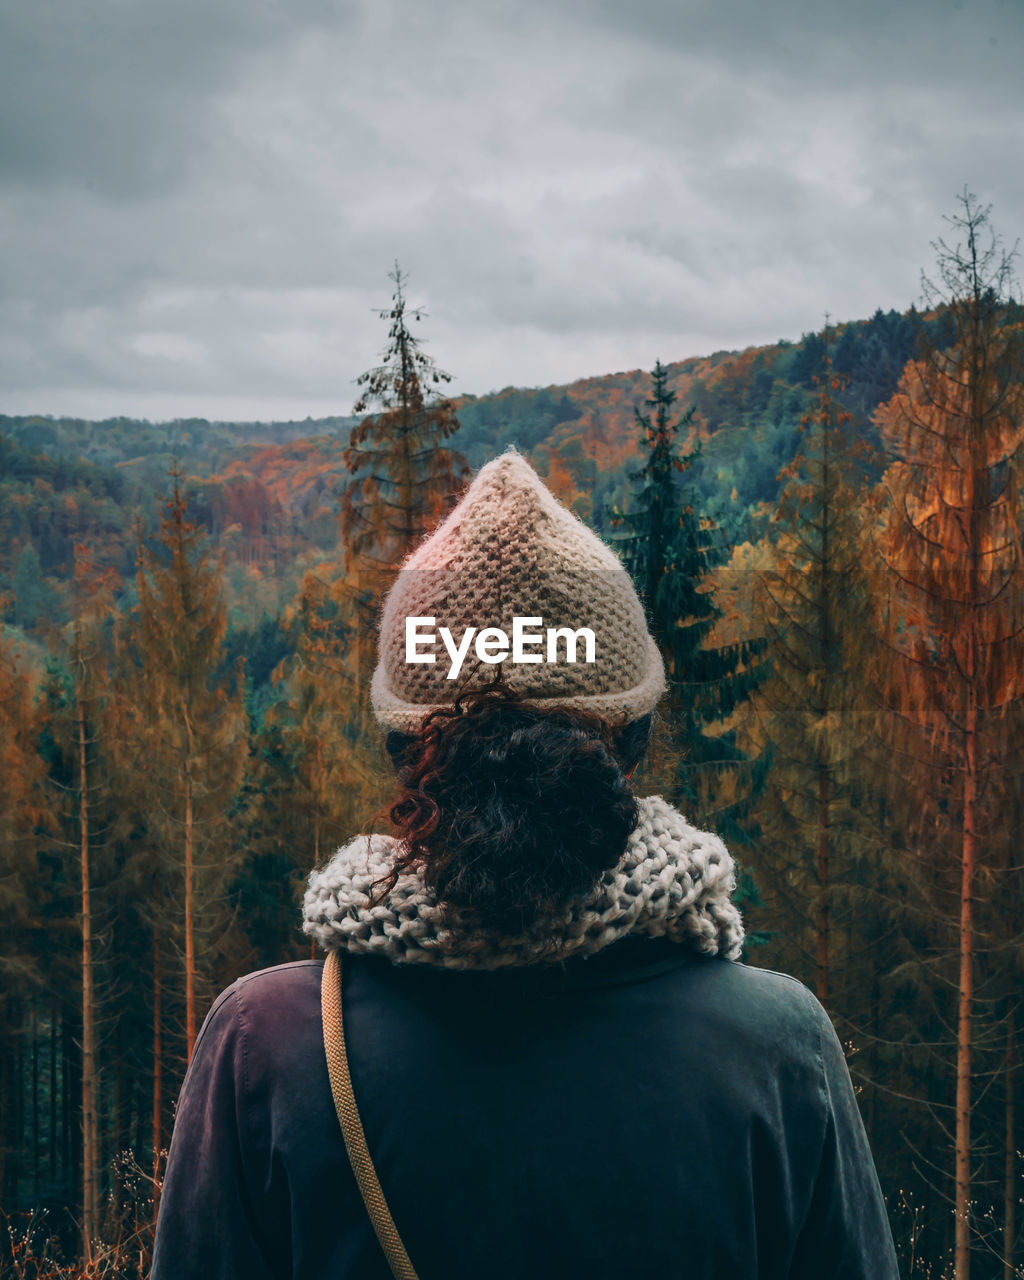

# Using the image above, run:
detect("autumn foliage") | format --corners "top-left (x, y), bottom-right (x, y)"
top-left (1, 208), bottom-right (1023, 1278)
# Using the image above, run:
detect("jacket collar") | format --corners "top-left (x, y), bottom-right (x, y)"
top-left (302, 795), bottom-right (744, 971)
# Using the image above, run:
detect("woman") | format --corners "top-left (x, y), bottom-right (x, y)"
top-left (151, 450), bottom-right (899, 1279)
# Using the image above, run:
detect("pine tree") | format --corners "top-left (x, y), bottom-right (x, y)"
top-left (614, 361), bottom-right (694, 619)
top-left (613, 361), bottom-right (767, 846)
top-left (0, 631), bottom-right (47, 1205)
top-left (270, 570), bottom-right (380, 869)
top-left (870, 192), bottom-right (1024, 1279)
top-left (131, 470), bottom-right (247, 1062)
top-left (12, 543), bottom-right (59, 633)
top-left (309, 265), bottom-right (473, 804)
top-left (341, 262), bottom-right (469, 576)
top-left (66, 544), bottom-right (120, 1260)
top-left (749, 335), bottom-right (878, 1006)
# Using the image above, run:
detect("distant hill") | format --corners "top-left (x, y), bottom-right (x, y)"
top-left (0, 412), bottom-right (359, 483)
top-left (208, 306), bottom-right (921, 541)
top-left (0, 306), bottom-right (927, 639)
top-left (456, 304), bottom-right (920, 537)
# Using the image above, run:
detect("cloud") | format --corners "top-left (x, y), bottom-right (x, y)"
top-left (0, 0), bottom-right (342, 197)
top-left (1, 0), bottom-right (1022, 420)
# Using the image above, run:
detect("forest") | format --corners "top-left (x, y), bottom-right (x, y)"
top-left (2, 197), bottom-right (1023, 1279)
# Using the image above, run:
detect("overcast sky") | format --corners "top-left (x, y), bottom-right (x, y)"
top-left (1, 0), bottom-right (1021, 422)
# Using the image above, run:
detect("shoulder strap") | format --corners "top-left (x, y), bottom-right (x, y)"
top-left (321, 948), bottom-right (420, 1280)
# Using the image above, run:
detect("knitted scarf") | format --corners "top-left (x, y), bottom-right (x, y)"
top-left (302, 795), bottom-right (744, 970)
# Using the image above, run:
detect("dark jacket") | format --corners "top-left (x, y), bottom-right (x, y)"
top-left (150, 938), bottom-right (899, 1279)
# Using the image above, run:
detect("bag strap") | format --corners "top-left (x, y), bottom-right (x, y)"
top-left (321, 948), bottom-right (420, 1280)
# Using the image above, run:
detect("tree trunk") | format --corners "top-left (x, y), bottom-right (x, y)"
top-left (817, 402), bottom-right (832, 1009)
top-left (62, 1011), bottom-right (72, 1189)
top-left (14, 1019), bottom-right (24, 1196)
top-left (312, 813), bottom-right (321, 961)
top-left (185, 758), bottom-right (196, 1062)
top-left (64, 1004), bottom-right (82, 1225)
top-left (954, 676), bottom-right (977, 1280)
top-left (0, 1011), bottom-right (8, 1204)
top-left (78, 669), bottom-right (99, 1262)
top-left (867, 951), bottom-right (880, 1138)
top-left (152, 919), bottom-right (163, 1223)
top-left (112, 1051), bottom-right (121, 1174)
top-left (49, 1004), bottom-right (58, 1185)
top-left (816, 767), bottom-right (830, 1005)
top-left (31, 1002), bottom-right (39, 1200)
top-left (1005, 1005), bottom-right (1017, 1280)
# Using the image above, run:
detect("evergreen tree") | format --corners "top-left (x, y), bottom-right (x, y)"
top-left (130, 471), bottom-right (247, 1062)
top-left (748, 336), bottom-right (878, 1006)
top-left (12, 542), bottom-right (59, 632)
top-left (0, 632), bottom-right (47, 1204)
top-left (613, 361), bottom-right (767, 848)
top-left (791, 330), bottom-right (829, 386)
top-left (614, 361), bottom-right (694, 617)
top-left (341, 263), bottom-right (468, 576)
top-left (326, 265), bottom-right (472, 796)
top-left (34, 545), bottom-right (142, 1258)
top-left (831, 324), bottom-right (861, 376)
top-left (66, 544), bottom-right (119, 1260)
top-left (269, 570), bottom-right (379, 870)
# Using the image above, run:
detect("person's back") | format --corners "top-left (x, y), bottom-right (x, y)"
top-left (151, 451), bottom-right (899, 1279)
top-left (153, 940), bottom-right (895, 1279)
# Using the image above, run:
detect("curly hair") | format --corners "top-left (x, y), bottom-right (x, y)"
top-left (371, 684), bottom-right (652, 933)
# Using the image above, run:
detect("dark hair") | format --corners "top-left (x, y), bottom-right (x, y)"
top-left (371, 684), bottom-right (652, 933)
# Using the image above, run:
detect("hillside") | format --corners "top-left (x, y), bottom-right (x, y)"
top-left (217, 304), bottom-right (920, 540)
top-left (0, 306), bottom-right (923, 641)
top-left (0, 411), bottom-right (359, 475)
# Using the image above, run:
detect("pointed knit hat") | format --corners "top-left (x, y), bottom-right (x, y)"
top-left (370, 449), bottom-right (666, 731)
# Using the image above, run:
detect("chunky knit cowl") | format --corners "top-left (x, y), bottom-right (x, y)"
top-left (302, 795), bottom-right (744, 970)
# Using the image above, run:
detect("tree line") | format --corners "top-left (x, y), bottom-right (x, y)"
top-left (1, 200), bottom-right (1023, 1279)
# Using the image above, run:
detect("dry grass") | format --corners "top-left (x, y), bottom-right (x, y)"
top-left (1, 1153), bottom-right (160, 1280)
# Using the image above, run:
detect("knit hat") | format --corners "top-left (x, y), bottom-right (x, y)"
top-left (370, 449), bottom-right (666, 731)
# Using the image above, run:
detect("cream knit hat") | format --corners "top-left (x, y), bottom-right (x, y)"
top-left (370, 449), bottom-right (666, 732)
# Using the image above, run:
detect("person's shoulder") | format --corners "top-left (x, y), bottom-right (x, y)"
top-left (222, 959), bottom-right (324, 1024)
top-left (698, 956), bottom-right (821, 1005)
top-left (193, 961), bottom-right (324, 1056)
top-left (732, 961), bottom-right (836, 1037)
top-left (675, 956), bottom-right (828, 1057)
top-left (228, 958), bottom-right (324, 997)
top-left (722, 958), bottom-right (819, 1000)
